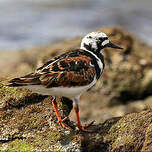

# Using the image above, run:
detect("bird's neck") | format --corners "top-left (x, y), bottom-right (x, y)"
top-left (80, 47), bottom-right (104, 80)
top-left (80, 45), bottom-right (103, 58)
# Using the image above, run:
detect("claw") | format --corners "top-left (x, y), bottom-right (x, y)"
top-left (77, 120), bottom-right (95, 132)
top-left (57, 117), bottom-right (72, 130)
top-left (83, 120), bottom-right (95, 129)
top-left (59, 121), bottom-right (72, 130)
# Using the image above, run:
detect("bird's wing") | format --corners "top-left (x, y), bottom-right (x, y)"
top-left (8, 54), bottom-right (62, 86)
top-left (9, 50), bottom-right (96, 88)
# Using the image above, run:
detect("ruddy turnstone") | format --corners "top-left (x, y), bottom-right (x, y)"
top-left (8, 31), bottom-right (122, 132)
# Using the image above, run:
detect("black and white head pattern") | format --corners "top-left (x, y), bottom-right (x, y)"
top-left (80, 32), bottom-right (110, 53)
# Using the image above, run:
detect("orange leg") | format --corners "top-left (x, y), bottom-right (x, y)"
top-left (51, 96), bottom-right (71, 130)
top-left (74, 100), bottom-right (94, 132)
top-left (74, 105), bottom-right (82, 128)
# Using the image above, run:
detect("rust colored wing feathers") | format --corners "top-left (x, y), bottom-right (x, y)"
top-left (8, 73), bottom-right (41, 87)
top-left (8, 50), bottom-right (96, 88)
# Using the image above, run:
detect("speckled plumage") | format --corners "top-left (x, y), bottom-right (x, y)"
top-left (9, 49), bottom-right (104, 89)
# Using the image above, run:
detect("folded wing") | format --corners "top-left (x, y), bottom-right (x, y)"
top-left (9, 50), bottom-right (96, 88)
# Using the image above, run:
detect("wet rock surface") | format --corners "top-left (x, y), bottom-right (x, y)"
top-left (1, 27), bottom-right (152, 151)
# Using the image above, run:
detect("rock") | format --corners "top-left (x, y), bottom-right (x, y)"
top-left (1, 78), bottom-right (152, 151)
top-left (0, 48), bottom-right (41, 77)
top-left (0, 79), bottom-right (75, 151)
top-left (102, 110), bottom-right (152, 152)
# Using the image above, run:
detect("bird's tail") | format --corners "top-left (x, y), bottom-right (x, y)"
top-left (8, 73), bottom-right (41, 87)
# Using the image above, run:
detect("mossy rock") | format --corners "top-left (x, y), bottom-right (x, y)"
top-left (1, 78), bottom-right (152, 151)
top-left (0, 79), bottom-right (78, 151)
top-left (80, 110), bottom-right (152, 152)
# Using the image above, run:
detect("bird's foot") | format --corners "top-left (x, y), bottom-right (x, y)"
top-left (57, 117), bottom-right (73, 130)
top-left (59, 121), bottom-right (72, 130)
top-left (77, 120), bottom-right (95, 132)
top-left (83, 120), bottom-right (95, 129)
top-left (57, 116), bottom-right (68, 124)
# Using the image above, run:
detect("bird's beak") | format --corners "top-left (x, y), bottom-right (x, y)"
top-left (106, 41), bottom-right (123, 49)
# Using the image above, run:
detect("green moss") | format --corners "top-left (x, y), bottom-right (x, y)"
top-left (0, 80), bottom-right (25, 98)
top-left (0, 80), bottom-right (28, 100)
top-left (0, 79), bottom-right (34, 111)
top-left (32, 130), bottom-right (62, 150)
top-left (105, 111), bottom-right (152, 151)
top-left (113, 134), bottom-right (134, 147)
top-left (7, 139), bottom-right (35, 152)
top-left (22, 115), bottom-right (42, 130)
top-left (108, 118), bottom-right (125, 140)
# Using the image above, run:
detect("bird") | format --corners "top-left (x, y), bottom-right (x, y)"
top-left (8, 31), bottom-right (123, 132)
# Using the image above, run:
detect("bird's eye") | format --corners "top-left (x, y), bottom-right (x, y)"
top-left (88, 36), bottom-right (92, 38)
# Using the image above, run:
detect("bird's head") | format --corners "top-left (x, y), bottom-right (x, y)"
top-left (80, 32), bottom-right (123, 53)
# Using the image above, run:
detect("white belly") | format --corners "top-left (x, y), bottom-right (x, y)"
top-left (24, 77), bottom-right (97, 99)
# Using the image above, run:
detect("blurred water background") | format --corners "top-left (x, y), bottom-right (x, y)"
top-left (0, 0), bottom-right (151, 51)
